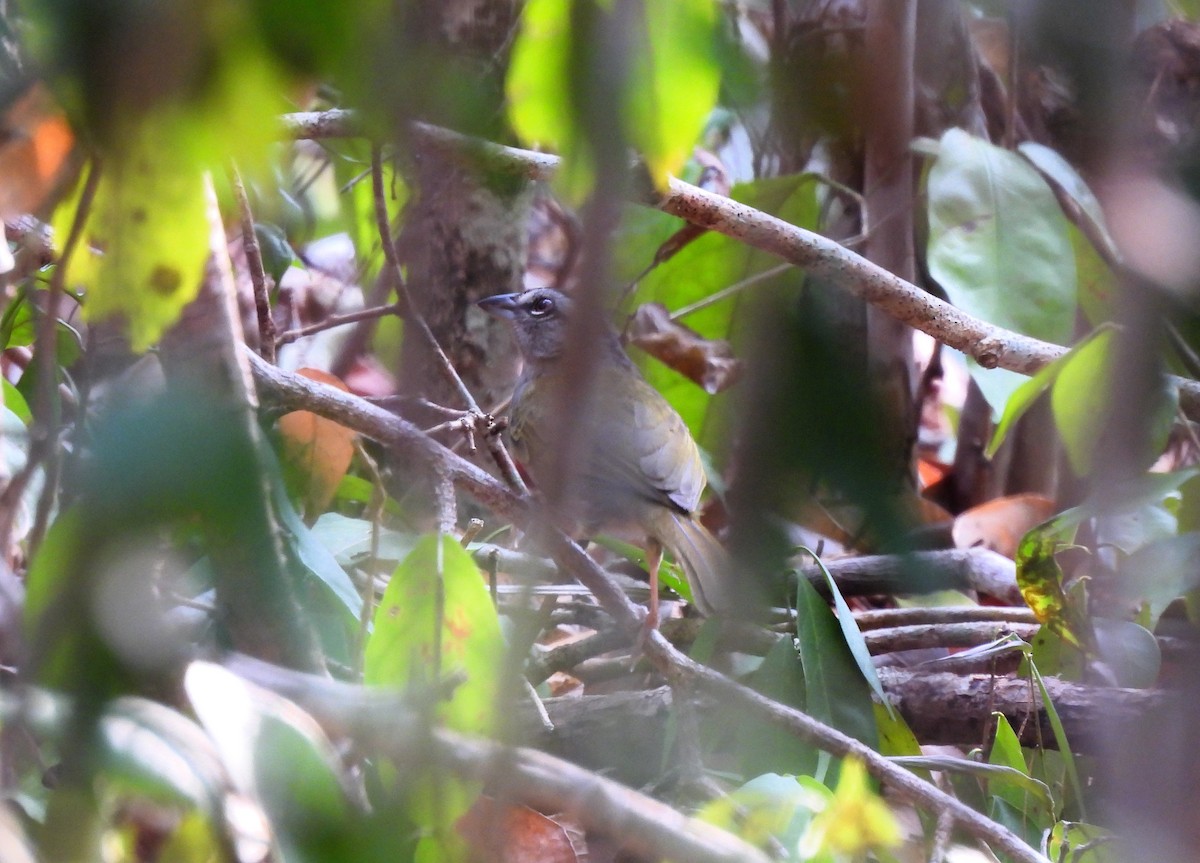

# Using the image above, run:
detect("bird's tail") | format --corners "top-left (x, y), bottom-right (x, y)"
top-left (660, 511), bottom-right (735, 617)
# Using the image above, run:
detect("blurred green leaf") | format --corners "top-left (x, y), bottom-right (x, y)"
top-left (507, 0), bottom-right (720, 194)
top-left (98, 696), bottom-right (228, 813)
top-left (1047, 821), bottom-right (1120, 863)
top-left (273, 476), bottom-right (363, 621)
top-left (928, 128), bottom-right (1076, 344)
top-left (2, 380), bottom-right (30, 425)
top-left (1092, 618), bottom-right (1160, 689)
top-left (364, 534), bottom-right (503, 861)
top-left (697, 773), bottom-right (821, 853)
top-left (1049, 328), bottom-right (1112, 475)
top-left (735, 635), bottom-right (815, 778)
top-left (1018, 142), bottom-right (1120, 264)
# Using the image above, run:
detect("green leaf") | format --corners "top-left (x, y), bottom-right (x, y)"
top-left (1047, 822), bottom-right (1120, 863)
top-left (364, 534), bottom-right (504, 737)
top-left (1092, 618), bottom-right (1160, 689)
top-left (890, 754), bottom-right (1053, 813)
top-left (987, 326), bottom-right (1111, 459)
top-left (2, 380), bottom-right (30, 425)
top-left (623, 174), bottom-right (819, 448)
top-left (506, 0), bottom-right (720, 193)
top-left (69, 123), bottom-right (210, 351)
top-left (735, 636), bottom-right (815, 777)
top-left (630, 0), bottom-right (721, 186)
top-left (927, 129), bottom-right (1077, 419)
top-left (310, 513), bottom-right (417, 569)
top-left (795, 576), bottom-right (879, 747)
top-left (1029, 661), bottom-right (1087, 819)
top-left (927, 129), bottom-right (1076, 345)
top-left (98, 696), bottom-right (229, 812)
top-left (364, 535), bottom-right (502, 861)
top-left (1015, 509), bottom-right (1091, 649)
top-left (272, 478), bottom-right (363, 621)
top-left (1018, 142), bottom-right (1120, 264)
top-left (697, 773), bottom-right (822, 852)
top-left (1050, 328), bottom-right (1113, 475)
top-left (808, 551), bottom-right (894, 718)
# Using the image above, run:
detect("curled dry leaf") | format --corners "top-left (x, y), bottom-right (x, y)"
top-left (627, 302), bottom-right (742, 394)
top-left (277, 368), bottom-right (356, 514)
top-left (952, 493), bottom-right (1056, 560)
top-left (458, 796), bottom-right (583, 863)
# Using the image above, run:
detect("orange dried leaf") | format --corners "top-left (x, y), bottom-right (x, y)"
top-left (278, 368), bottom-right (356, 513)
top-left (0, 83), bottom-right (75, 216)
top-left (953, 493), bottom-right (1057, 560)
top-left (458, 797), bottom-right (582, 863)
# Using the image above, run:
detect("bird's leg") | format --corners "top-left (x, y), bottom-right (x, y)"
top-left (643, 538), bottom-right (664, 636)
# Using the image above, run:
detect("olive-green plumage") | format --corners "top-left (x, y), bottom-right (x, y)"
top-left (478, 287), bottom-right (732, 617)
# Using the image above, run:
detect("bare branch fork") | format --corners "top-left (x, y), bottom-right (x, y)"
top-left (279, 109), bottom-right (1200, 417)
top-left (246, 352), bottom-right (1049, 863)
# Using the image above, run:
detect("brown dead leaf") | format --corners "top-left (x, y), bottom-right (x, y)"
top-left (952, 493), bottom-right (1056, 560)
top-left (278, 368), bottom-right (356, 514)
top-left (627, 303), bottom-right (742, 394)
top-left (458, 796), bottom-right (582, 863)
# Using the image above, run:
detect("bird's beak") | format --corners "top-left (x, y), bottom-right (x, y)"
top-left (477, 293), bottom-right (521, 319)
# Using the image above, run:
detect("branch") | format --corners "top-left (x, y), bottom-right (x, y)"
top-left (277, 111), bottom-right (1200, 416)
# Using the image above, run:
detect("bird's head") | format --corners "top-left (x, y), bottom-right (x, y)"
top-left (477, 287), bottom-right (573, 363)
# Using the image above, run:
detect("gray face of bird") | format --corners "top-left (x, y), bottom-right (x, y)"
top-left (477, 288), bottom-right (574, 363)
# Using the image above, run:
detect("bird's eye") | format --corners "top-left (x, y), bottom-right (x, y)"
top-left (528, 295), bottom-right (554, 316)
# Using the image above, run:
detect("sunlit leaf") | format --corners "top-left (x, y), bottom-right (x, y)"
top-left (987, 327), bottom-right (1111, 458)
top-left (1049, 328), bottom-right (1112, 475)
top-left (698, 773), bottom-right (822, 852)
top-left (1015, 510), bottom-right (1090, 649)
top-left (71, 122), bottom-right (209, 351)
top-left (798, 758), bottom-right (900, 859)
top-left (1047, 821), bottom-right (1120, 863)
top-left (507, 0), bottom-right (720, 194)
top-left (364, 534), bottom-right (503, 861)
top-left (631, 0), bottom-right (720, 186)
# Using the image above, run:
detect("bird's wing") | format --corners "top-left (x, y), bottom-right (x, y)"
top-left (588, 368), bottom-right (706, 514)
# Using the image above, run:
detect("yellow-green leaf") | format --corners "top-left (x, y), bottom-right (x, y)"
top-left (1015, 510), bottom-right (1091, 649)
top-left (72, 119), bottom-right (209, 352)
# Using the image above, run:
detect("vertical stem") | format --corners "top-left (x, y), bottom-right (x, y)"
top-left (230, 165), bottom-right (276, 363)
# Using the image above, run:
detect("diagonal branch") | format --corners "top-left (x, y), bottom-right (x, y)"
top-left (278, 111), bottom-right (1200, 417)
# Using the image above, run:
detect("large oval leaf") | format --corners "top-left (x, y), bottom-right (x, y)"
top-left (928, 129), bottom-right (1076, 346)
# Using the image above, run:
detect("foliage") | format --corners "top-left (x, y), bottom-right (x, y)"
top-left (0, 2), bottom-right (1197, 862)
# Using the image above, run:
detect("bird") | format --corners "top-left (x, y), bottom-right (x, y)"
top-left (477, 287), bottom-right (733, 625)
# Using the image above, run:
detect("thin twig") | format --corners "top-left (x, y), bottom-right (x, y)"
top-left (0, 162), bottom-right (100, 556)
top-left (230, 165), bottom-right (276, 363)
top-left (275, 301), bottom-right (403, 347)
